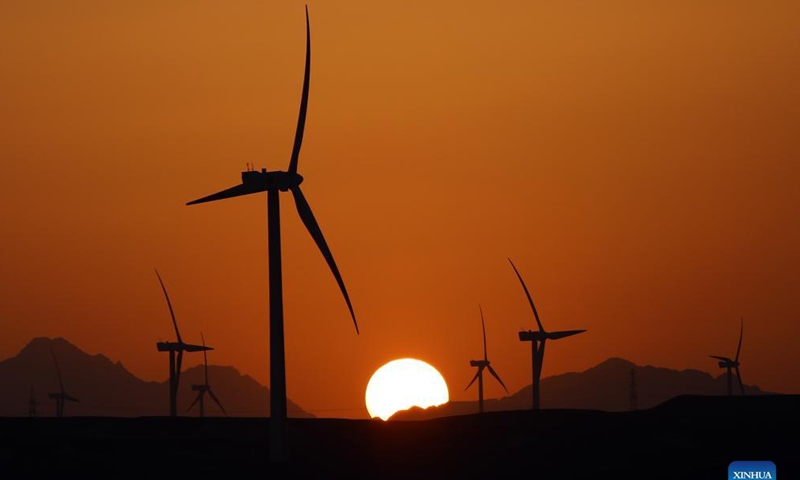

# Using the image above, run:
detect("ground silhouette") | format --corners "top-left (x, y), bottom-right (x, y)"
top-left (0, 395), bottom-right (796, 478)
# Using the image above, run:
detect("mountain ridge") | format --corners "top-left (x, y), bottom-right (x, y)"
top-left (391, 356), bottom-right (770, 420)
top-left (0, 337), bottom-right (314, 418)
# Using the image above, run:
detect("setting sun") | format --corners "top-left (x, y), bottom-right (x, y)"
top-left (365, 359), bottom-right (449, 421)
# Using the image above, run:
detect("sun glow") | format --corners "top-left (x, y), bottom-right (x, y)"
top-left (365, 358), bottom-right (449, 421)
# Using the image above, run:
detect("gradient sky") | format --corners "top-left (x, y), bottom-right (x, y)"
top-left (1, 0), bottom-right (798, 418)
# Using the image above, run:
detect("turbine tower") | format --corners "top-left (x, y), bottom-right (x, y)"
top-left (154, 270), bottom-right (213, 417)
top-left (710, 318), bottom-right (745, 396)
top-left (47, 347), bottom-right (79, 417)
top-left (28, 385), bottom-right (37, 417)
top-left (629, 368), bottom-right (638, 412)
top-left (465, 306), bottom-right (508, 413)
top-left (509, 258), bottom-right (586, 410)
top-left (187, 333), bottom-right (227, 418)
top-left (186, 7), bottom-right (358, 462)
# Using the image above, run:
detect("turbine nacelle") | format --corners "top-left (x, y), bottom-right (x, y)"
top-left (156, 341), bottom-right (213, 353)
top-left (710, 355), bottom-right (739, 369)
top-left (519, 329), bottom-right (586, 342)
top-left (241, 169), bottom-right (304, 193)
top-left (519, 330), bottom-right (545, 342)
top-left (470, 360), bottom-right (490, 368)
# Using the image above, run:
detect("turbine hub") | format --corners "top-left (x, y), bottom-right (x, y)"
top-left (241, 169), bottom-right (304, 192)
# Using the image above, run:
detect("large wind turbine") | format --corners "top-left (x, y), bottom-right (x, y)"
top-left (48, 347), bottom-right (79, 417)
top-left (186, 7), bottom-right (358, 462)
top-left (710, 318), bottom-right (745, 396)
top-left (509, 259), bottom-right (586, 410)
top-left (465, 306), bottom-right (508, 413)
top-left (154, 269), bottom-right (212, 417)
top-left (187, 333), bottom-right (227, 417)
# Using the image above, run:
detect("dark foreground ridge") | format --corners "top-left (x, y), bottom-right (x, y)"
top-left (0, 395), bottom-right (797, 478)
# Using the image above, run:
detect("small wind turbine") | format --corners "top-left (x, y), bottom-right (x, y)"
top-left (187, 333), bottom-right (227, 417)
top-left (186, 6), bottom-right (358, 462)
top-left (154, 269), bottom-right (212, 417)
top-left (710, 318), bottom-right (745, 396)
top-left (48, 347), bottom-right (78, 417)
top-left (509, 258), bottom-right (586, 410)
top-left (465, 306), bottom-right (508, 413)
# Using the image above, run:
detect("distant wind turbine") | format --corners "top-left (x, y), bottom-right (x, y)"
top-left (187, 333), bottom-right (227, 418)
top-left (465, 306), bottom-right (508, 413)
top-left (710, 318), bottom-right (745, 396)
top-left (509, 259), bottom-right (586, 410)
top-left (186, 6), bottom-right (358, 462)
top-left (48, 347), bottom-right (78, 417)
top-left (154, 269), bottom-right (212, 417)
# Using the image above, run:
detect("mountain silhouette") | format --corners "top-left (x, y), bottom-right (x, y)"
top-left (0, 337), bottom-right (313, 417)
top-left (391, 357), bottom-right (771, 420)
top-left (177, 364), bottom-right (312, 417)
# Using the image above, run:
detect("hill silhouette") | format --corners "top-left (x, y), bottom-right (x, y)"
top-left (0, 337), bottom-right (313, 418)
top-left (0, 395), bottom-right (796, 478)
top-left (392, 357), bottom-right (769, 420)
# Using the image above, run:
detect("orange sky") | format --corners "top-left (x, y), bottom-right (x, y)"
top-left (1, 0), bottom-right (798, 418)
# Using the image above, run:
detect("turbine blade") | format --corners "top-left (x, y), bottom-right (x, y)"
top-left (186, 183), bottom-right (263, 206)
top-left (735, 318), bottom-right (743, 362)
top-left (536, 339), bottom-right (547, 379)
top-left (208, 389), bottom-right (228, 416)
top-left (735, 366), bottom-right (745, 396)
top-left (465, 369), bottom-right (481, 391)
top-left (50, 347), bottom-right (65, 394)
top-left (710, 355), bottom-right (733, 363)
top-left (288, 6), bottom-right (311, 174)
top-left (183, 344), bottom-right (213, 353)
top-left (548, 330), bottom-right (586, 340)
top-left (186, 392), bottom-right (202, 412)
top-left (155, 270), bottom-right (182, 344)
top-left (290, 186), bottom-right (358, 333)
top-left (480, 306), bottom-right (488, 362)
top-left (508, 258), bottom-right (545, 332)
top-left (175, 350), bottom-right (184, 395)
top-left (202, 333), bottom-right (209, 385)
top-left (486, 365), bottom-right (509, 394)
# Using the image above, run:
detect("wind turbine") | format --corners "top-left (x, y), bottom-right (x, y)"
top-left (186, 6), bottom-right (358, 462)
top-left (154, 269), bottom-right (212, 417)
top-left (710, 318), bottom-right (745, 396)
top-left (465, 306), bottom-right (508, 413)
top-left (187, 333), bottom-right (227, 417)
top-left (509, 258), bottom-right (586, 410)
top-left (48, 347), bottom-right (79, 417)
